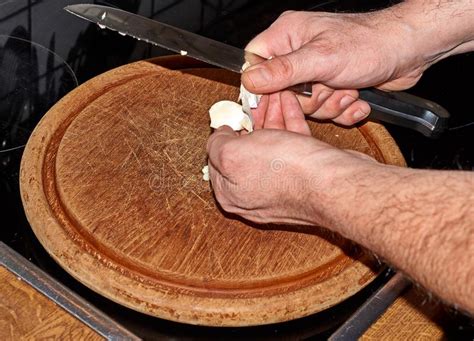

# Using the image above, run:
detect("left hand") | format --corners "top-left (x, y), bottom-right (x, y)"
top-left (207, 126), bottom-right (320, 225)
top-left (206, 91), bottom-right (375, 225)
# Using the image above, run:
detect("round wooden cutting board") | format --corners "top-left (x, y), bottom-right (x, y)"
top-left (20, 56), bottom-right (405, 326)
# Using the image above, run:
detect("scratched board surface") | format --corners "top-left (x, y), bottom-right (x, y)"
top-left (20, 57), bottom-right (405, 326)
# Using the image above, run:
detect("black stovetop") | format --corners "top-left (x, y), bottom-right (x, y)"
top-left (1, 1), bottom-right (473, 339)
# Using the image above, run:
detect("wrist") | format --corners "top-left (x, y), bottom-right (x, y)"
top-left (388, 1), bottom-right (474, 65)
top-left (305, 150), bottom-right (387, 234)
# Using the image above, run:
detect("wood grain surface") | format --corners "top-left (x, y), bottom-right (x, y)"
top-left (20, 56), bottom-right (406, 326)
top-left (362, 287), bottom-right (446, 340)
top-left (0, 266), bottom-right (103, 340)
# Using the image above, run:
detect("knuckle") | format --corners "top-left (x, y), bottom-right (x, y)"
top-left (214, 191), bottom-right (240, 215)
top-left (279, 10), bottom-right (296, 20)
top-left (216, 142), bottom-right (240, 174)
top-left (223, 202), bottom-right (240, 215)
top-left (271, 11), bottom-right (296, 29)
top-left (206, 134), bottom-right (218, 153)
top-left (299, 97), bottom-right (318, 114)
top-left (325, 97), bottom-right (344, 114)
top-left (272, 55), bottom-right (295, 80)
top-left (308, 39), bottom-right (337, 57)
top-left (214, 190), bottom-right (229, 208)
top-left (344, 89), bottom-right (359, 100)
top-left (280, 10), bottom-right (310, 24)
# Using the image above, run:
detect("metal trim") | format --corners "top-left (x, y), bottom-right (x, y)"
top-left (0, 241), bottom-right (141, 340)
top-left (328, 272), bottom-right (411, 340)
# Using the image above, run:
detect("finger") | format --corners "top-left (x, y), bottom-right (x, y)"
top-left (264, 92), bottom-right (286, 130)
top-left (245, 29), bottom-right (292, 59)
top-left (296, 83), bottom-right (334, 115)
top-left (280, 91), bottom-right (311, 136)
top-left (376, 73), bottom-right (422, 92)
top-left (251, 94), bottom-right (269, 130)
top-left (206, 160), bottom-right (217, 183)
top-left (206, 161), bottom-right (221, 186)
top-left (206, 126), bottom-right (238, 165)
top-left (332, 100), bottom-right (371, 126)
top-left (241, 45), bottom-right (328, 94)
top-left (206, 162), bottom-right (229, 205)
top-left (309, 89), bottom-right (359, 120)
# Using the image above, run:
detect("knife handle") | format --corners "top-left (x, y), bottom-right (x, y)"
top-left (289, 84), bottom-right (450, 138)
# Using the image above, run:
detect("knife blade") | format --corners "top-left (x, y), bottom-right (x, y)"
top-left (64, 4), bottom-right (266, 73)
top-left (65, 4), bottom-right (449, 138)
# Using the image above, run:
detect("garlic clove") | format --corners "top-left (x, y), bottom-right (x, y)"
top-left (240, 115), bottom-right (253, 132)
top-left (202, 165), bottom-right (210, 181)
top-left (209, 100), bottom-right (252, 132)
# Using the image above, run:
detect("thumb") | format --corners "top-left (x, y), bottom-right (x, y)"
top-left (241, 46), bottom-right (324, 94)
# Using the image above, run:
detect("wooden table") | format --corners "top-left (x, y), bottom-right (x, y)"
top-left (0, 265), bottom-right (103, 340)
top-left (0, 241), bottom-right (139, 340)
top-left (362, 287), bottom-right (446, 340)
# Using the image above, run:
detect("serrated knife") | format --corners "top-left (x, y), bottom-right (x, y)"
top-left (65, 4), bottom-right (449, 138)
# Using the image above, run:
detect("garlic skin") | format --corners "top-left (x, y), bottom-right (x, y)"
top-left (209, 100), bottom-right (253, 132)
top-left (239, 61), bottom-right (262, 116)
top-left (239, 84), bottom-right (261, 116)
top-left (241, 61), bottom-right (252, 72)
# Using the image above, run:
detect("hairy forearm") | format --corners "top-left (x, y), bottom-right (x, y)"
top-left (382, 0), bottom-right (474, 64)
top-left (319, 162), bottom-right (474, 313)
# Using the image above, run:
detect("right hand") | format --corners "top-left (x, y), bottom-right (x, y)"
top-left (242, 9), bottom-right (428, 127)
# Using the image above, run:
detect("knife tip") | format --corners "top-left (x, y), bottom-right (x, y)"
top-left (63, 4), bottom-right (83, 13)
top-left (63, 4), bottom-right (98, 13)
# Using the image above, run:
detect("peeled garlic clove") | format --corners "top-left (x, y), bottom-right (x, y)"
top-left (209, 100), bottom-right (251, 131)
top-left (202, 165), bottom-right (210, 181)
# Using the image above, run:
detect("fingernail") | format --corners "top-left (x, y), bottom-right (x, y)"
top-left (317, 90), bottom-right (332, 103)
top-left (354, 109), bottom-right (370, 121)
top-left (340, 95), bottom-right (356, 108)
top-left (245, 66), bottom-right (272, 89)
